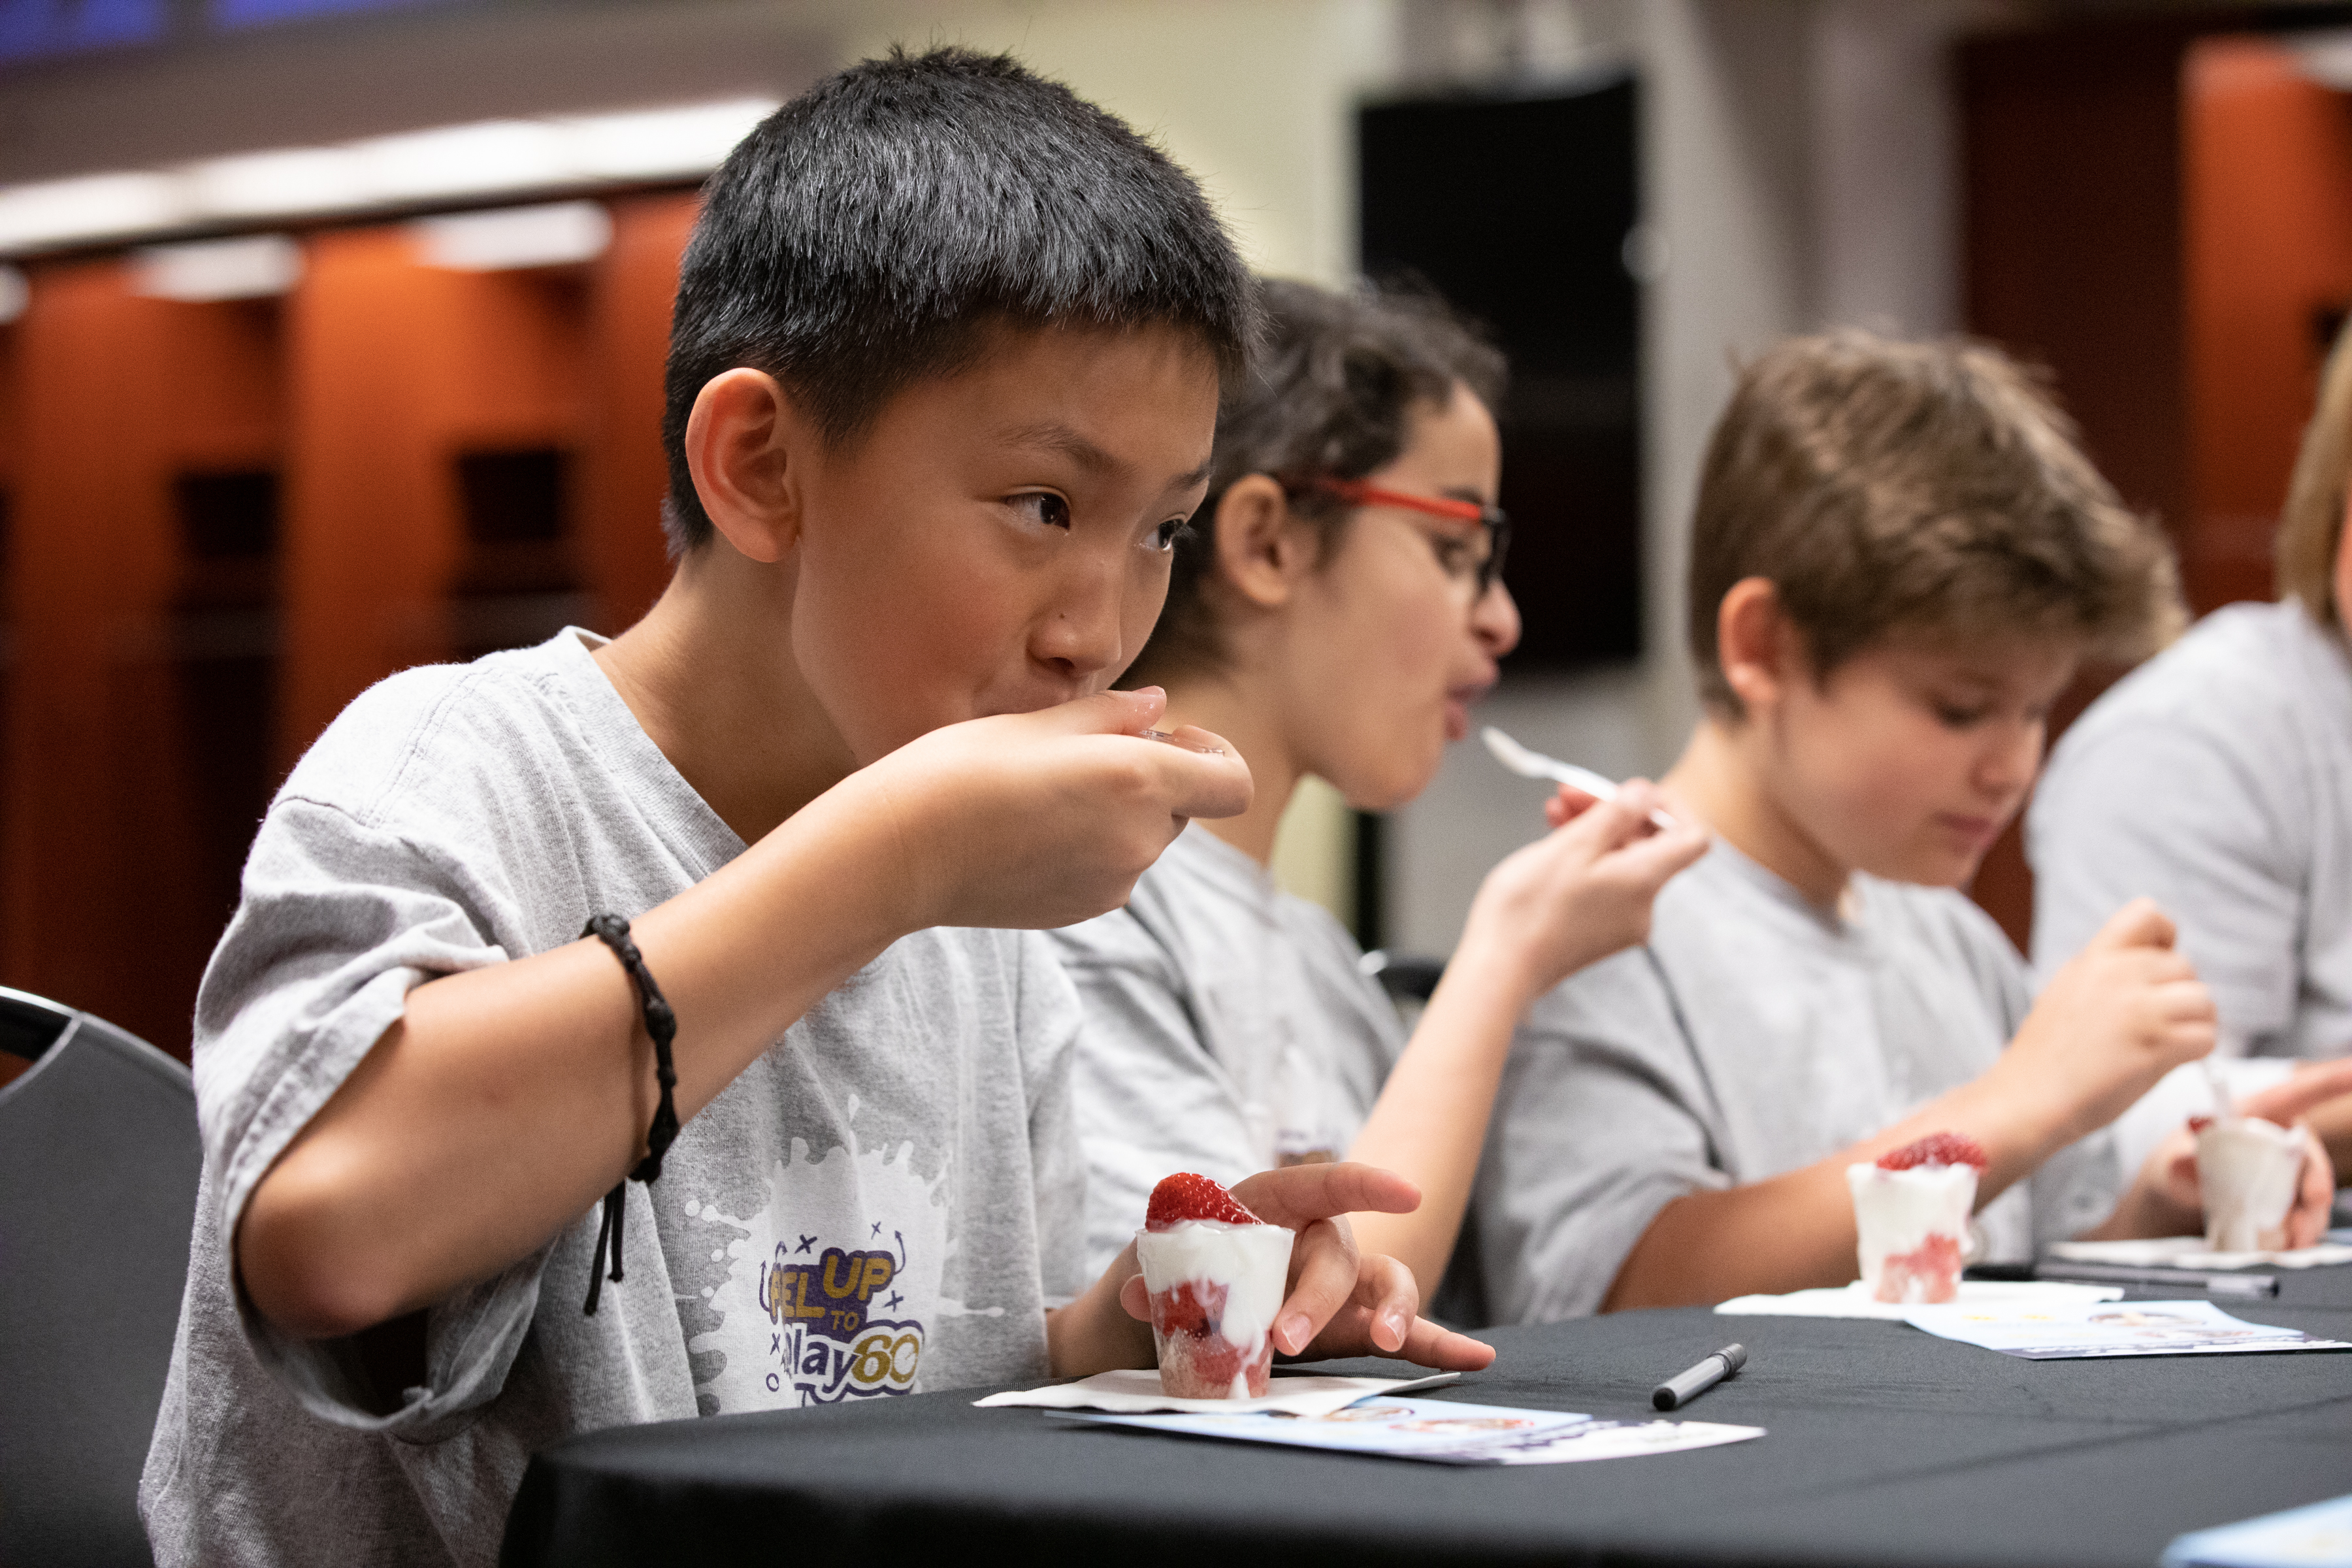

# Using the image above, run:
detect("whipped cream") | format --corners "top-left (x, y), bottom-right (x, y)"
top-left (2196, 1117), bottom-right (2303, 1252)
top-left (1135, 1220), bottom-right (1291, 1344)
top-left (1847, 1162), bottom-right (1978, 1303)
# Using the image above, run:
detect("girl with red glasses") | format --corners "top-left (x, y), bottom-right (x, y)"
top-left (1052, 280), bottom-right (1708, 1296)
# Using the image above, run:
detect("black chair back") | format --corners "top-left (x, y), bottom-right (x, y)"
top-left (0, 987), bottom-right (200, 1568)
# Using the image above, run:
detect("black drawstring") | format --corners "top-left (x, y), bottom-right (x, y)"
top-left (580, 913), bottom-right (679, 1315)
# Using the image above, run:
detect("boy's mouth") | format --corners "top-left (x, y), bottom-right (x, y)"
top-left (1932, 811), bottom-right (2004, 850)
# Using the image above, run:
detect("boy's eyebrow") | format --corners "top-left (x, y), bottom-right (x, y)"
top-left (1002, 421), bottom-right (1213, 491)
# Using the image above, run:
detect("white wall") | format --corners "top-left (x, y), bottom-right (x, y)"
top-left (1380, 0), bottom-right (1984, 957)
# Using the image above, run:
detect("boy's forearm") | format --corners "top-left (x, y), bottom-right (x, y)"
top-left (1345, 949), bottom-right (1532, 1291)
top-left (238, 785), bottom-right (917, 1341)
top-left (1045, 1241), bottom-right (1154, 1377)
top-left (1601, 1077), bottom-right (2068, 1311)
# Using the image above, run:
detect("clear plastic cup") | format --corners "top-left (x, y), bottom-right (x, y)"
top-left (1847, 1162), bottom-right (1978, 1303)
top-left (1133, 1220), bottom-right (1294, 1398)
top-left (2196, 1117), bottom-right (2304, 1252)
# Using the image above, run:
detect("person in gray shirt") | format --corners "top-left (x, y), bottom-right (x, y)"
top-left (2031, 316), bottom-right (2352, 1181)
top-left (1470, 333), bottom-right (2338, 1324)
top-left (1058, 281), bottom-right (1705, 1289)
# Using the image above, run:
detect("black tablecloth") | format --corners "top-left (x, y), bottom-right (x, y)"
top-left (503, 1269), bottom-right (2352, 1568)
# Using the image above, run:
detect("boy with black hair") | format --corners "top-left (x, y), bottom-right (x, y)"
top-left (142, 49), bottom-right (1485, 1567)
top-left (1462, 331), bottom-right (2339, 1324)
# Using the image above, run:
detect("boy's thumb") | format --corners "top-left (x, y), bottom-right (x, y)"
top-left (1040, 686), bottom-right (1168, 735)
top-left (2091, 896), bottom-right (2176, 953)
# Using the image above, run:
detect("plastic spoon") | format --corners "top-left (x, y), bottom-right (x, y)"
top-left (1480, 726), bottom-right (1677, 830)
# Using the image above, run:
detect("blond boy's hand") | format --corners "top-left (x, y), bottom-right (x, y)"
top-left (1455, 781), bottom-right (1708, 1004)
top-left (2127, 1059), bottom-right (2352, 1247)
top-left (1115, 1163), bottom-right (1496, 1371)
top-left (862, 687), bottom-right (1252, 932)
top-left (2000, 898), bottom-right (2217, 1145)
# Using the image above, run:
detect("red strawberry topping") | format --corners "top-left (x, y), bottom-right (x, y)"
top-left (1146, 1171), bottom-right (1261, 1231)
top-left (2187, 1115), bottom-right (2215, 1134)
top-left (1878, 1132), bottom-right (1989, 1171)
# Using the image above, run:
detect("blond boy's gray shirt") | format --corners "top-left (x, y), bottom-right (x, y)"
top-left (1467, 845), bottom-right (2119, 1326)
top-left (1051, 824), bottom-right (1404, 1275)
top-left (2029, 600), bottom-right (2352, 1060)
top-left (140, 629), bottom-right (1085, 1568)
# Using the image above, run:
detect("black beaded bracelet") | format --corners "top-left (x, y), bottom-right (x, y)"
top-left (581, 913), bottom-right (680, 1316)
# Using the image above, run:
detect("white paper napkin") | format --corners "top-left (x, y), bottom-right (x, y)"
top-left (973, 1368), bottom-right (1461, 1417)
top-left (1714, 1280), bottom-right (2123, 1320)
top-left (2047, 1237), bottom-right (2352, 1271)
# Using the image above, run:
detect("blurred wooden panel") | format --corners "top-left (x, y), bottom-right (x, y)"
top-left (278, 225), bottom-right (591, 768)
top-left (2183, 35), bottom-right (2352, 612)
top-left (2, 264), bottom-right (285, 1054)
top-left (580, 191), bottom-right (698, 633)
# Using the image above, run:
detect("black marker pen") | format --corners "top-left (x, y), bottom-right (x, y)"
top-left (1652, 1343), bottom-right (1747, 1411)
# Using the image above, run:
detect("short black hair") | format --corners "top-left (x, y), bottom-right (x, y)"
top-left (1125, 277), bottom-right (1506, 686)
top-left (659, 46), bottom-right (1254, 553)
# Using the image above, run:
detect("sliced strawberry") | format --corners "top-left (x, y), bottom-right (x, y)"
top-left (1146, 1171), bottom-right (1262, 1230)
top-left (1878, 1131), bottom-right (1989, 1171)
top-left (1148, 1279), bottom-right (1224, 1339)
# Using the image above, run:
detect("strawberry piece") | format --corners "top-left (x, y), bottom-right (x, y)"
top-left (1146, 1171), bottom-right (1262, 1231)
top-left (1148, 1279), bottom-right (1224, 1339)
top-left (1877, 1132), bottom-right (1989, 1171)
top-left (2187, 1115), bottom-right (2215, 1134)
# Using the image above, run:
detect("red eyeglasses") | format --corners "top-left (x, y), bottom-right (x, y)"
top-left (1315, 478), bottom-right (1511, 598)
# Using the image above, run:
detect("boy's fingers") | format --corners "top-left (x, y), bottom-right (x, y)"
top-left (1273, 1217), bottom-right (1360, 1356)
top-left (1394, 1317), bottom-right (1497, 1371)
top-left (2289, 1132), bottom-right (2333, 1249)
top-left (1229, 1161), bottom-right (1421, 1229)
top-left (2091, 896), bottom-right (2176, 953)
top-left (1118, 1273), bottom-right (1151, 1323)
top-left (2237, 1058), bottom-right (2352, 1126)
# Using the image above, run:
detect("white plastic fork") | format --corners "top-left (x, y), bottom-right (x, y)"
top-left (1480, 726), bottom-right (1678, 830)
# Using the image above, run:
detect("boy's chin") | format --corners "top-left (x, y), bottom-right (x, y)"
top-left (1861, 843), bottom-right (1987, 890)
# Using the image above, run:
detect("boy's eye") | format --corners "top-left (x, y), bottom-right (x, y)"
top-left (1010, 493), bottom-right (1073, 531)
top-left (1933, 701), bottom-right (1990, 728)
top-left (1148, 518), bottom-right (1189, 553)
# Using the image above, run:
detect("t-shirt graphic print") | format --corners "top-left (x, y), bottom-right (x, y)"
top-left (687, 1106), bottom-right (1003, 1409)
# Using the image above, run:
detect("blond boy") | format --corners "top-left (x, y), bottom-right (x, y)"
top-left (1465, 331), bottom-right (2336, 1321)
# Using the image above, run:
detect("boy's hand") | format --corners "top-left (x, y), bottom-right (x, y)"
top-left (2126, 1060), bottom-right (2352, 1247)
top-left (1458, 781), bottom-right (1707, 1005)
top-left (862, 687), bottom-right (1252, 932)
top-left (1997, 899), bottom-right (2217, 1145)
top-left (1115, 1163), bottom-right (1495, 1371)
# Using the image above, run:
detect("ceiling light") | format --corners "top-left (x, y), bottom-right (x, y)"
top-left (130, 235), bottom-right (304, 301)
top-left (412, 201), bottom-right (612, 271)
top-left (560, 97), bottom-right (775, 181)
top-left (354, 120), bottom-right (578, 204)
top-left (0, 172), bottom-right (189, 252)
top-left (186, 146), bottom-right (364, 220)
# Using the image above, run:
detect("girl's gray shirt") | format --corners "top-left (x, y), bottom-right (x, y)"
top-left (2029, 600), bottom-right (2352, 1060)
top-left (1464, 844), bottom-right (2119, 1325)
top-left (140, 629), bottom-right (1085, 1568)
top-left (1051, 823), bottom-right (1405, 1273)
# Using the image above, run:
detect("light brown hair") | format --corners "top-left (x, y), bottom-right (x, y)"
top-left (2276, 311), bottom-right (2352, 625)
top-left (1688, 330), bottom-right (2185, 715)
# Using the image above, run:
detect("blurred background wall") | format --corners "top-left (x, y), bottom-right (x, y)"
top-left (1, 0), bottom-right (2348, 1057)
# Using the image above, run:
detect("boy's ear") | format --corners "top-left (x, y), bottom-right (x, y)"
top-left (1718, 576), bottom-right (1796, 713)
top-left (1213, 474), bottom-right (1319, 609)
top-left (683, 368), bottom-right (806, 564)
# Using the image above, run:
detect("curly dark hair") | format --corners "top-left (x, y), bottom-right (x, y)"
top-left (1124, 278), bottom-right (1507, 686)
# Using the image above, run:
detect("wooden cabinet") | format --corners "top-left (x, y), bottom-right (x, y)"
top-left (0, 190), bottom-right (696, 1055)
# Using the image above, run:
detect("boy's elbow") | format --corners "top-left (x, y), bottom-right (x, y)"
top-left (236, 1160), bottom-right (413, 1341)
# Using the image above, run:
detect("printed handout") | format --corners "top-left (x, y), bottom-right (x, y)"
top-left (1904, 1298), bottom-right (2352, 1360)
top-left (1070, 1395), bottom-right (1763, 1466)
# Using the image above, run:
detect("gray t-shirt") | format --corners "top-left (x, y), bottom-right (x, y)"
top-left (1464, 845), bottom-right (2119, 1325)
top-left (140, 630), bottom-right (1085, 1568)
top-left (2029, 600), bottom-right (2352, 1060)
top-left (1051, 823), bottom-right (1404, 1273)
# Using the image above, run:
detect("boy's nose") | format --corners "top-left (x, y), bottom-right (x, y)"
top-left (1031, 572), bottom-right (1128, 680)
top-left (1978, 716), bottom-right (2046, 798)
